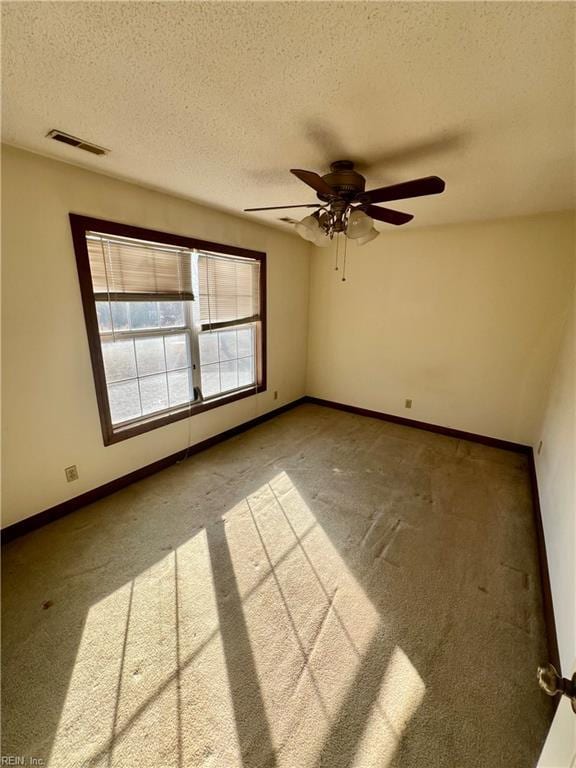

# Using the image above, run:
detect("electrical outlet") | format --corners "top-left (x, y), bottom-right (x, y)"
top-left (273, 390), bottom-right (278, 400)
top-left (538, 440), bottom-right (543, 455)
top-left (405, 399), bottom-right (413, 409)
top-left (65, 465), bottom-right (79, 482)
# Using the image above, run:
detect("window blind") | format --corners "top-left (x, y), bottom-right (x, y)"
top-left (198, 252), bottom-right (260, 329)
top-left (87, 233), bottom-right (194, 300)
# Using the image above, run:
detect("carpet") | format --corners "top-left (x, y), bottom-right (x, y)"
top-left (1, 404), bottom-right (553, 767)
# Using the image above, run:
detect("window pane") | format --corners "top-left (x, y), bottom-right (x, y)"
top-left (238, 355), bottom-right (255, 387)
top-left (129, 302), bottom-right (159, 330)
top-left (218, 330), bottom-right (237, 361)
top-left (102, 339), bottom-right (137, 383)
top-left (96, 302), bottom-right (112, 332)
top-left (220, 359), bottom-right (238, 391)
top-left (201, 363), bottom-right (220, 398)
top-left (237, 327), bottom-right (253, 358)
top-left (135, 337), bottom-right (165, 376)
top-left (168, 370), bottom-right (192, 406)
top-left (108, 380), bottom-right (141, 424)
top-left (199, 332), bottom-right (219, 365)
top-left (159, 302), bottom-right (185, 328)
top-left (111, 302), bottom-right (130, 331)
top-left (140, 373), bottom-right (169, 415)
top-left (165, 334), bottom-right (189, 370)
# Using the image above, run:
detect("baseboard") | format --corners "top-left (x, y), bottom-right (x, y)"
top-left (3, 392), bottom-right (560, 686)
top-left (4, 395), bottom-right (530, 545)
top-left (1, 397), bottom-right (306, 544)
top-left (303, 396), bottom-right (531, 454)
top-left (527, 450), bottom-right (561, 683)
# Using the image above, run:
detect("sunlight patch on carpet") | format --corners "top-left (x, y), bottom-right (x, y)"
top-left (47, 472), bottom-right (424, 767)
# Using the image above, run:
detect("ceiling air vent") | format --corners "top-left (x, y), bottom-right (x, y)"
top-left (46, 129), bottom-right (109, 156)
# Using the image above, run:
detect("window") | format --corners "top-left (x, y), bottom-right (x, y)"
top-left (70, 215), bottom-right (266, 444)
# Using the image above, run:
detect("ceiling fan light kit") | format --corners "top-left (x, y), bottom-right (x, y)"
top-left (244, 160), bottom-right (446, 249)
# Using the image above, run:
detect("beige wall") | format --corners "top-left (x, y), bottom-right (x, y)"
top-left (535, 281), bottom-right (575, 767)
top-left (2, 145), bottom-right (574, 531)
top-left (1, 146), bottom-right (311, 527)
top-left (307, 212), bottom-right (575, 444)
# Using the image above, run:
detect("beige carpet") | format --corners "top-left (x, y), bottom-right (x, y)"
top-left (2, 404), bottom-right (553, 767)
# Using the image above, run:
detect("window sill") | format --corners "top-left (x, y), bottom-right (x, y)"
top-left (104, 385), bottom-right (265, 445)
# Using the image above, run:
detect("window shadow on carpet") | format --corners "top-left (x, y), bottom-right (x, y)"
top-left (206, 520), bottom-right (278, 768)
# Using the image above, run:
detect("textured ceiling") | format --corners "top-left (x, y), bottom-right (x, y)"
top-left (2, 2), bottom-right (575, 231)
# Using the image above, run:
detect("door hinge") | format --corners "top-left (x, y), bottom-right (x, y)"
top-left (537, 664), bottom-right (576, 713)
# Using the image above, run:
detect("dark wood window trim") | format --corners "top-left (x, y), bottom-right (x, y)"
top-left (69, 214), bottom-right (267, 446)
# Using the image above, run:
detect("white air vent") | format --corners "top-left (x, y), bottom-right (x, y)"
top-left (46, 129), bottom-right (109, 156)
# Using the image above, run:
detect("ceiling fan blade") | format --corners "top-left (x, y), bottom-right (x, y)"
top-left (290, 169), bottom-right (338, 198)
top-left (364, 205), bottom-right (414, 226)
top-left (244, 203), bottom-right (321, 212)
top-left (363, 176), bottom-right (445, 204)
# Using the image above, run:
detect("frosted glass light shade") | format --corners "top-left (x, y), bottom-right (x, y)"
top-left (295, 215), bottom-right (322, 242)
top-left (357, 227), bottom-right (380, 245)
top-left (346, 209), bottom-right (373, 239)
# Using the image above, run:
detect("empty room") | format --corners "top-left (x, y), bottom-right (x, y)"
top-left (1, 2), bottom-right (575, 767)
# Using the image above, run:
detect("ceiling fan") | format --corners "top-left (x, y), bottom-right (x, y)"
top-left (244, 161), bottom-right (445, 246)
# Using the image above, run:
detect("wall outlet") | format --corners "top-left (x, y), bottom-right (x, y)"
top-left (65, 465), bottom-right (79, 482)
top-left (405, 398), bottom-right (413, 409)
top-left (537, 440), bottom-right (543, 455)
top-left (273, 390), bottom-right (278, 400)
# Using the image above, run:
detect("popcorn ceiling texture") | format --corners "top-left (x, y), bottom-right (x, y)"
top-left (2, 2), bottom-right (575, 231)
top-left (2, 405), bottom-right (552, 767)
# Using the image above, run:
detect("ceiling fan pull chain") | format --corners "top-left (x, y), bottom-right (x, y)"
top-left (334, 234), bottom-right (340, 271)
top-left (342, 236), bottom-right (348, 282)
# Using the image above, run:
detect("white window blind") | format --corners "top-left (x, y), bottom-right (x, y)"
top-left (198, 252), bottom-right (260, 329)
top-left (87, 233), bottom-right (193, 300)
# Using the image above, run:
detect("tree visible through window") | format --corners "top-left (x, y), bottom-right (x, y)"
top-left (70, 215), bottom-right (266, 444)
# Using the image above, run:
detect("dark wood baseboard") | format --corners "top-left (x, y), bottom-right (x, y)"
top-left (3, 391), bottom-right (560, 685)
top-left (527, 450), bottom-right (561, 681)
top-left (1, 397), bottom-right (306, 544)
top-left (1, 395), bottom-right (533, 544)
top-left (303, 396), bottom-right (531, 453)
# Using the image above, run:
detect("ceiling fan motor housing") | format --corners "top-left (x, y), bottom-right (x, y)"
top-left (319, 160), bottom-right (366, 202)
